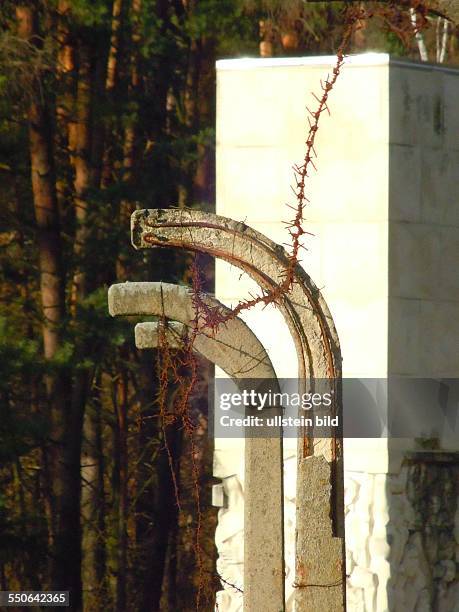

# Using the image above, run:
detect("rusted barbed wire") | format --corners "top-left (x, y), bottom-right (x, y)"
top-left (153, 1), bottom-right (448, 609)
top-left (177, 1), bottom-right (435, 336)
top-left (155, 262), bottom-right (215, 610)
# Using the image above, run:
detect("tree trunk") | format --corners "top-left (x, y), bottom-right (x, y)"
top-left (52, 370), bottom-right (90, 611)
top-left (81, 377), bottom-right (107, 608)
top-left (114, 369), bottom-right (129, 612)
top-left (100, 0), bottom-right (127, 189)
top-left (71, 41), bottom-right (92, 308)
top-left (116, 0), bottom-right (144, 280)
top-left (15, 2), bottom-right (72, 598)
top-left (16, 5), bottom-right (64, 365)
top-left (55, 0), bottom-right (77, 219)
top-left (140, 420), bottom-right (181, 611)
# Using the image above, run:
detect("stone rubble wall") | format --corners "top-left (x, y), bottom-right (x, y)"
top-left (214, 451), bottom-right (459, 611)
top-left (346, 457), bottom-right (459, 612)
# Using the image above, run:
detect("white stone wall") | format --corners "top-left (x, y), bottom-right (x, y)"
top-left (346, 460), bottom-right (459, 612)
top-left (214, 54), bottom-right (459, 610)
top-left (215, 456), bottom-right (459, 612)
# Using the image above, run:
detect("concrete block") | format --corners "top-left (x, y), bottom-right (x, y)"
top-left (216, 146), bottom-right (291, 223)
top-left (444, 72), bottom-right (459, 151)
top-left (320, 221), bottom-right (388, 302)
top-left (389, 144), bottom-right (422, 223)
top-left (388, 297), bottom-right (422, 376)
top-left (217, 56), bottom-right (389, 150)
top-left (437, 225), bottom-right (459, 301)
top-left (389, 222), bottom-right (443, 301)
top-left (389, 65), bottom-right (445, 148)
top-left (217, 66), bottom-right (292, 148)
top-left (302, 147), bottom-right (389, 224)
top-left (421, 148), bottom-right (459, 227)
top-left (215, 54), bottom-right (459, 612)
top-left (329, 298), bottom-right (388, 377)
top-left (418, 300), bottom-right (459, 377)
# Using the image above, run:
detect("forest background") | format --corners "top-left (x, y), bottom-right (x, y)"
top-left (0, 1), bottom-right (458, 611)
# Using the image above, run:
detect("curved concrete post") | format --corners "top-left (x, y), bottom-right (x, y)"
top-left (130, 209), bottom-right (345, 611)
top-left (108, 281), bottom-right (284, 612)
top-left (108, 281), bottom-right (277, 380)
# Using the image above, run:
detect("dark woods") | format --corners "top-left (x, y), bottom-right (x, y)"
top-left (0, 1), bottom-right (247, 609)
top-left (0, 1), bottom-right (457, 610)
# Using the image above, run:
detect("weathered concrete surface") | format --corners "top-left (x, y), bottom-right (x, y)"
top-left (135, 320), bottom-right (185, 349)
top-left (109, 281), bottom-right (276, 380)
top-left (130, 210), bottom-right (345, 612)
top-left (108, 281), bottom-right (285, 612)
top-left (295, 456), bottom-right (345, 611)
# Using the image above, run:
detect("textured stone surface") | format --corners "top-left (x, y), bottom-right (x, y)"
top-left (345, 457), bottom-right (459, 611)
top-left (130, 208), bottom-right (345, 611)
top-left (109, 281), bottom-right (284, 611)
top-left (135, 320), bottom-right (184, 348)
top-left (295, 455), bottom-right (345, 611)
top-left (109, 282), bottom-right (276, 380)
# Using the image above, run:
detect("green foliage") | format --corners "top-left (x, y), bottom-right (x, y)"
top-left (182, 0), bottom-right (258, 54)
top-left (0, 318), bottom-right (47, 464)
top-left (66, 0), bottom-right (112, 28)
top-left (1, 0), bottom-right (452, 605)
top-left (0, 317), bottom-right (42, 385)
top-left (0, 30), bottom-right (55, 103)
